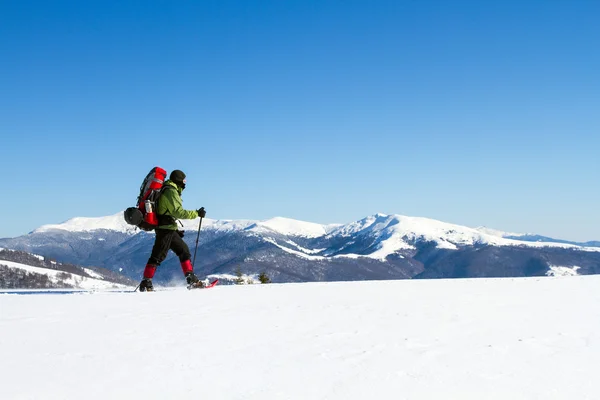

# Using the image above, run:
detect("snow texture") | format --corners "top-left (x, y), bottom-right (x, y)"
top-left (252, 217), bottom-right (333, 237)
top-left (82, 267), bottom-right (105, 280)
top-left (1, 276), bottom-right (600, 399)
top-left (547, 265), bottom-right (581, 277)
top-left (475, 226), bottom-right (527, 238)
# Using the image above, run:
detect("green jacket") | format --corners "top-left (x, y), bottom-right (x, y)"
top-left (157, 180), bottom-right (199, 230)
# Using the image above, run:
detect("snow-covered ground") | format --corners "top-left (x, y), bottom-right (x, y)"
top-left (2, 276), bottom-right (599, 399)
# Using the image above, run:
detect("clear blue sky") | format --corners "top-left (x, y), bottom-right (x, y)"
top-left (1, 0), bottom-right (599, 241)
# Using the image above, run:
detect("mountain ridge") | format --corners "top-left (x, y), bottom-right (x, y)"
top-left (27, 211), bottom-right (600, 250)
top-left (3, 212), bottom-right (599, 284)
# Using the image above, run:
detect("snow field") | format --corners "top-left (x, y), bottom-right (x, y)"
top-left (1, 276), bottom-right (600, 399)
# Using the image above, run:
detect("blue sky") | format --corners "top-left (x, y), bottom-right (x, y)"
top-left (1, 0), bottom-right (598, 241)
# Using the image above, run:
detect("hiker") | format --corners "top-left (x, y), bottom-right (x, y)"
top-left (139, 169), bottom-right (207, 292)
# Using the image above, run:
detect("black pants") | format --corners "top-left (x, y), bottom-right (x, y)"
top-left (147, 229), bottom-right (191, 266)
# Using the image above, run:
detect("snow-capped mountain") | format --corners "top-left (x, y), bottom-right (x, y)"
top-left (0, 248), bottom-right (134, 289)
top-left (33, 213), bottom-right (139, 234)
top-left (2, 212), bottom-right (599, 284)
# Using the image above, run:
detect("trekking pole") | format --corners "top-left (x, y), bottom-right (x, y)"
top-left (192, 217), bottom-right (203, 268)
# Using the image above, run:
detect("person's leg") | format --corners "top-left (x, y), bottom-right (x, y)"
top-left (140, 229), bottom-right (175, 291)
top-left (169, 233), bottom-right (203, 286)
top-left (169, 232), bottom-right (193, 274)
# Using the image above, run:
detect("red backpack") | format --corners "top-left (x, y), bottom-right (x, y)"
top-left (124, 167), bottom-right (168, 231)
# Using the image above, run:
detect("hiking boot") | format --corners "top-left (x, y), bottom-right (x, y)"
top-left (185, 272), bottom-right (205, 288)
top-left (139, 278), bottom-right (154, 292)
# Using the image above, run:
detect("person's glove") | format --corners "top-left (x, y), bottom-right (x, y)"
top-left (197, 207), bottom-right (206, 218)
top-left (177, 230), bottom-right (185, 238)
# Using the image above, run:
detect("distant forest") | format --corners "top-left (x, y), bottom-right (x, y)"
top-left (0, 264), bottom-right (72, 289)
top-left (0, 249), bottom-right (135, 289)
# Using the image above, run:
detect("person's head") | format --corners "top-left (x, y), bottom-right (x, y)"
top-left (170, 170), bottom-right (186, 190)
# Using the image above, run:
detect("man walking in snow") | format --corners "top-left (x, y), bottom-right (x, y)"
top-left (139, 169), bottom-right (207, 292)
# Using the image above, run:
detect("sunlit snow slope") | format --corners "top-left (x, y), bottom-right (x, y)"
top-left (1, 276), bottom-right (599, 399)
top-left (0, 260), bottom-right (129, 290)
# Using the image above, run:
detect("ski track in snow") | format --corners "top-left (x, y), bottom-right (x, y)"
top-left (2, 276), bottom-right (600, 399)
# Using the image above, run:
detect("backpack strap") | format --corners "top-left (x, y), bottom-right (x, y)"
top-left (156, 185), bottom-right (178, 226)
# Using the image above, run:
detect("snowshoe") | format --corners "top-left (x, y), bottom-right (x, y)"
top-left (185, 272), bottom-right (201, 285)
top-left (187, 280), bottom-right (206, 289)
top-left (187, 279), bottom-right (219, 290)
top-left (139, 278), bottom-right (154, 292)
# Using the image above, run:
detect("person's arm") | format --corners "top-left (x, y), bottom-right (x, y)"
top-left (162, 189), bottom-right (199, 220)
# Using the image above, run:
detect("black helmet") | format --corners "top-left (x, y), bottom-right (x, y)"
top-left (170, 170), bottom-right (186, 187)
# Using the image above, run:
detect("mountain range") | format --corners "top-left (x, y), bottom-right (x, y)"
top-left (1, 212), bottom-right (599, 283)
